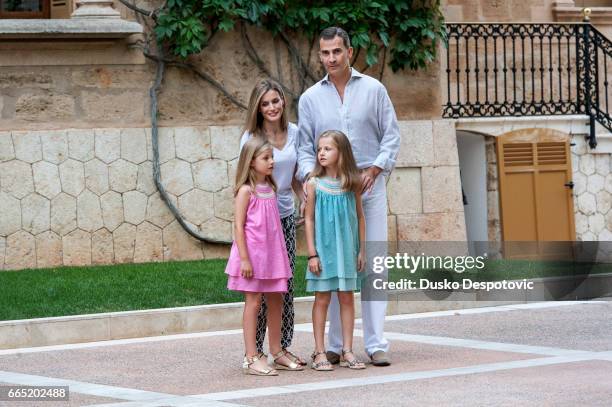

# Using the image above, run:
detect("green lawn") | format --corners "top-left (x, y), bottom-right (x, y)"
top-left (0, 258), bottom-right (308, 321)
top-left (1, 256), bottom-right (610, 322)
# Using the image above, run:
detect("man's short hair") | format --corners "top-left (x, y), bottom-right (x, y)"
top-left (319, 27), bottom-right (351, 49)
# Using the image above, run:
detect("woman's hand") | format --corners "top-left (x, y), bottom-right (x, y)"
top-left (295, 199), bottom-right (306, 226)
top-left (240, 259), bottom-right (253, 278)
top-left (308, 257), bottom-right (321, 276)
top-left (357, 251), bottom-right (365, 272)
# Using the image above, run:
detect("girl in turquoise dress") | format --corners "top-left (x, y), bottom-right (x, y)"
top-left (304, 130), bottom-right (366, 371)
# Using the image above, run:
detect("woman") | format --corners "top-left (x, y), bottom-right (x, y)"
top-left (239, 78), bottom-right (306, 367)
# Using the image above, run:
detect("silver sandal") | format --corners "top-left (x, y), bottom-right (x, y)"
top-left (283, 348), bottom-right (307, 366)
top-left (339, 349), bottom-right (366, 370)
top-left (273, 350), bottom-right (304, 371)
top-left (243, 354), bottom-right (278, 376)
top-left (310, 350), bottom-right (334, 371)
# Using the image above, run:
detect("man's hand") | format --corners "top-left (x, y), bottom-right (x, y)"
top-left (360, 166), bottom-right (382, 194)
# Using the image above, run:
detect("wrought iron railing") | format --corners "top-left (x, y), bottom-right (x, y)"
top-left (442, 22), bottom-right (612, 148)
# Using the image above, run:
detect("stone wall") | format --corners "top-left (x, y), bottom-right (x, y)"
top-left (0, 120), bottom-right (467, 270)
top-left (0, 28), bottom-right (442, 133)
top-left (571, 134), bottom-right (612, 240)
top-left (0, 127), bottom-right (236, 270)
top-left (386, 120), bottom-right (467, 242)
top-left (442, 0), bottom-right (555, 22)
top-left (485, 137), bottom-right (502, 242)
top-left (1, 0), bottom-right (575, 134)
top-left (0, 66), bottom-right (153, 132)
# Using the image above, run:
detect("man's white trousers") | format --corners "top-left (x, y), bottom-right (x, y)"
top-left (327, 175), bottom-right (390, 355)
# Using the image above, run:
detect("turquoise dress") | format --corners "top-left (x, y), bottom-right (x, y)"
top-left (306, 177), bottom-right (361, 292)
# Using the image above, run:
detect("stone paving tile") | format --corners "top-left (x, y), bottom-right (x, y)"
top-left (0, 331), bottom-right (535, 398)
top-left (239, 360), bottom-right (612, 407)
top-left (1, 303), bottom-right (610, 406)
top-left (382, 302), bottom-right (612, 352)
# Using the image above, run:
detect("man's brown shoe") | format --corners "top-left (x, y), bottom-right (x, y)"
top-left (325, 350), bottom-right (340, 365)
top-left (370, 351), bottom-right (391, 366)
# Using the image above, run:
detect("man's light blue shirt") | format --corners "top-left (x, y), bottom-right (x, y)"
top-left (297, 68), bottom-right (401, 181)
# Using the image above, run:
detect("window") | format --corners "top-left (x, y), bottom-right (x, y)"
top-left (0, 0), bottom-right (48, 18)
top-left (0, 0), bottom-right (72, 19)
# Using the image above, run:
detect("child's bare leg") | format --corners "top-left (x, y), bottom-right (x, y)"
top-left (312, 292), bottom-right (331, 360)
top-left (337, 291), bottom-right (364, 368)
top-left (243, 292), bottom-right (262, 357)
top-left (264, 293), bottom-right (283, 355)
top-left (338, 291), bottom-right (355, 351)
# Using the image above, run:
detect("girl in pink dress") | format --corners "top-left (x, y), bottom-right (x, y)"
top-left (225, 137), bottom-right (299, 375)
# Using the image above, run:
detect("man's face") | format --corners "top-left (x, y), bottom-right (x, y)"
top-left (319, 36), bottom-right (353, 76)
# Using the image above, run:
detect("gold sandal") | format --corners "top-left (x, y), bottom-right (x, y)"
top-left (339, 349), bottom-right (366, 370)
top-left (310, 350), bottom-right (334, 371)
top-left (273, 350), bottom-right (304, 371)
top-left (282, 348), bottom-right (307, 366)
top-left (243, 354), bottom-right (278, 376)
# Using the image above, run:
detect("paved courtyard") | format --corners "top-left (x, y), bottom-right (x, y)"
top-left (0, 300), bottom-right (611, 406)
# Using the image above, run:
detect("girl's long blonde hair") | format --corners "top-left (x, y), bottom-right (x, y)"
top-left (234, 137), bottom-right (277, 196)
top-left (244, 79), bottom-right (288, 138)
top-left (309, 130), bottom-right (360, 192)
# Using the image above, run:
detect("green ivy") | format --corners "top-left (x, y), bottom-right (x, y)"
top-left (155, 0), bottom-right (445, 71)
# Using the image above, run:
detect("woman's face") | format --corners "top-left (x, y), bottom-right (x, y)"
top-left (259, 90), bottom-right (284, 124)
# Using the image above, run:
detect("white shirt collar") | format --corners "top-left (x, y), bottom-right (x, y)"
top-left (321, 67), bottom-right (363, 85)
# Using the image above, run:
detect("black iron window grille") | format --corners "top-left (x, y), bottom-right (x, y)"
top-left (443, 22), bottom-right (612, 148)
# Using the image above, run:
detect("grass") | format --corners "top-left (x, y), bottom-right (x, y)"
top-left (0, 257), bottom-right (308, 321)
top-left (1, 255), bottom-right (610, 322)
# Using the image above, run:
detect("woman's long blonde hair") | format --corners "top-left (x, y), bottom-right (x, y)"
top-left (244, 79), bottom-right (288, 138)
top-left (234, 137), bottom-right (277, 196)
top-left (309, 130), bottom-right (360, 192)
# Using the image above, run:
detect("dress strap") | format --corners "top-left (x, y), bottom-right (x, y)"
top-left (253, 183), bottom-right (275, 199)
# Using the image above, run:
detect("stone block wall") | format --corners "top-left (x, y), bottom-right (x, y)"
top-left (0, 67), bottom-right (153, 131)
top-left (571, 134), bottom-right (612, 240)
top-left (386, 120), bottom-right (467, 242)
top-left (0, 127), bottom-right (238, 270)
top-left (485, 137), bottom-right (502, 242)
top-left (0, 120), bottom-right (467, 270)
top-left (0, 27), bottom-right (442, 134)
top-left (442, 0), bottom-right (554, 22)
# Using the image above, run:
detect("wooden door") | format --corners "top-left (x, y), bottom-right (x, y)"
top-left (496, 129), bottom-right (576, 259)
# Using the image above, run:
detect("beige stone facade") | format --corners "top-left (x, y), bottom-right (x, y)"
top-left (0, 126), bottom-right (238, 269)
top-left (571, 134), bottom-right (612, 241)
top-left (0, 121), bottom-right (466, 270)
top-left (442, 0), bottom-right (555, 22)
top-left (6, 0), bottom-right (612, 270)
top-left (390, 121), bottom-right (466, 242)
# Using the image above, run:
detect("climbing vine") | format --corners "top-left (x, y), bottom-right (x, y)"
top-left (154, 1), bottom-right (445, 70)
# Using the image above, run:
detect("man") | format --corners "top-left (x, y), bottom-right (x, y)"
top-left (297, 26), bottom-right (400, 366)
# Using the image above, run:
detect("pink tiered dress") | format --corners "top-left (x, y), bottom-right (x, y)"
top-left (225, 184), bottom-right (291, 292)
